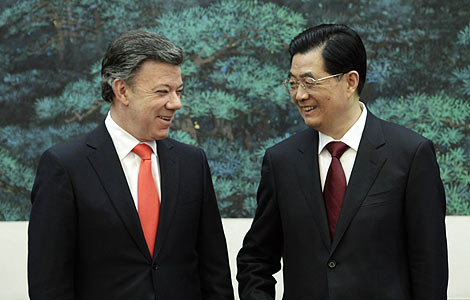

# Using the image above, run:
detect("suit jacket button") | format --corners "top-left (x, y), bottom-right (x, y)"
top-left (328, 260), bottom-right (337, 269)
top-left (153, 264), bottom-right (158, 270)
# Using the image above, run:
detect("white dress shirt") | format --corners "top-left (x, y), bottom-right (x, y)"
top-left (104, 112), bottom-right (162, 210)
top-left (318, 102), bottom-right (368, 191)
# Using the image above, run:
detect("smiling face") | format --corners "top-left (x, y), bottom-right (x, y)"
top-left (112, 59), bottom-right (183, 141)
top-left (289, 47), bottom-right (361, 139)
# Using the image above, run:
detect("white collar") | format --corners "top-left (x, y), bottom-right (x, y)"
top-left (318, 102), bottom-right (367, 154)
top-left (104, 111), bottom-right (157, 161)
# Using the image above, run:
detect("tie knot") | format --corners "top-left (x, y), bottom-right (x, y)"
top-left (326, 141), bottom-right (349, 158)
top-left (133, 144), bottom-right (153, 160)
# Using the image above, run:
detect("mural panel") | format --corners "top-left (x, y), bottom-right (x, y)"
top-left (1, 0), bottom-right (469, 220)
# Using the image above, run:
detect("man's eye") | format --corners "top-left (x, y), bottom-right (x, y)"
top-left (304, 77), bottom-right (316, 84)
top-left (303, 79), bottom-right (316, 88)
top-left (304, 82), bottom-right (316, 88)
top-left (176, 89), bottom-right (184, 96)
top-left (156, 90), bottom-right (169, 94)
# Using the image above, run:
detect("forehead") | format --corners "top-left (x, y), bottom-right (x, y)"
top-left (133, 59), bottom-right (183, 87)
top-left (290, 47), bottom-right (325, 78)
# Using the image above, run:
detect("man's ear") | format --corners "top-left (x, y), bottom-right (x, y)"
top-left (344, 70), bottom-right (359, 96)
top-left (112, 78), bottom-right (130, 106)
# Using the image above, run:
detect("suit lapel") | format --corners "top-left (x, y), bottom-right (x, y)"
top-left (295, 129), bottom-right (331, 251)
top-left (86, 123), bottom-right (151, 261)
top-left (153, 139), bottom-right (180, 259)
top-left (331, 112), bottom-right (387, 253)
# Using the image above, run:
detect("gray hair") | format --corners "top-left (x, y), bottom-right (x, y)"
top-left (101, 29), bottom-right (183, 103)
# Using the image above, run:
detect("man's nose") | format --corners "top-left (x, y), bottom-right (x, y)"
top-left (167, 92), bottom-right (182, 110)
top-left (294, 85), bottom-right (309, 102)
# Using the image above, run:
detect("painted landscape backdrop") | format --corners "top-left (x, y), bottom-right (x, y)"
top-left (1, 0), bottom-right (469, 220)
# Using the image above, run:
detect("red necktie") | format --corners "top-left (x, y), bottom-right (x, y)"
top-left (324, 141), bottom-right (349, 239)
top-left (133, 144), bottom-right (160, 257)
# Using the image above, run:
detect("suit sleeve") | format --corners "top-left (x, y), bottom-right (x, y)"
top-left (405, 139), bottom-right (448, 300)
top-left (196, 150), bottom-right (235, 300)
top-left (28, 149), bottom-right (76, 300)
top-left (236, 150), bottom-right (283, 300)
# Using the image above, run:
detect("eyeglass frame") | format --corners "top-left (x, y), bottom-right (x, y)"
top-left (282, 73), bottom-right (344, 95)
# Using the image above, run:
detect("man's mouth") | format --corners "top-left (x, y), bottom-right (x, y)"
top-left (158, 116), bottom-right (172, 121)
top-left (302, 106), bottom-right (316, 112)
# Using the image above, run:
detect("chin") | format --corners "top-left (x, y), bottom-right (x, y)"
top-left (303, 117), bottom-right (317, 127)
top-left (304, 119), bottom-right (321, 131)
top-left (153, 130), bottom-right (169, 141)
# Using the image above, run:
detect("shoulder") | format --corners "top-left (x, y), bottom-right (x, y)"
top-left (36, 123), bottom-right (110, 174)
top-left (42, 129), bottom-right (94, 162)
top-left (370, 112), bottom-right (430, 147)
top-left (43, 123), bottom-right (104, 160)
top-left (160, 137), bottom-right (207, 159)
top-left (366, 112), bottom-right (435, 160)
top-left (267, 127), bottom-right (316, 155)
top-left (163, 137), bottom-right (201, 151)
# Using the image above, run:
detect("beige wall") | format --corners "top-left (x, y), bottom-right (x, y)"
top-left (1, 217), bottom-right (469, 300)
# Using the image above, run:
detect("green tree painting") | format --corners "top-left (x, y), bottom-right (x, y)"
top-left (1, 0), bottom-right (469, 220)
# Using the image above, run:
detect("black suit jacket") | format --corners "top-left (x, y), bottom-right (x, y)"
top-left (237, 111), bottom-right (448, 300)
top-left (28, 122), bottom-right (234, 300)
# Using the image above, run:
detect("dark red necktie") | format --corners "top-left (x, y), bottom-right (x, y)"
top-left (324, 141), bottom-right (349, 239)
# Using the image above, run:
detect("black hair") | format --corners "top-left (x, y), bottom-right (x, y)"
top-left (289, 24), bottom-right (367, 95)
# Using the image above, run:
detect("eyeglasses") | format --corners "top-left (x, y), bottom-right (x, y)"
top-left (282, 73), bottom-right (343, 95)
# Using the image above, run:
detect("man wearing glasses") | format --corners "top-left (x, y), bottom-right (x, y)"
top-left (237, 24), bottom-right (448, 300)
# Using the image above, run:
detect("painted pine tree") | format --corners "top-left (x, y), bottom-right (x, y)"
top-left (0, 0), bottom-right (469, 219)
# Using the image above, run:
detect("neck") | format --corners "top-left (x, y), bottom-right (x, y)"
top-left (109, 104), bottom-right (144, 141)
top-left (328, 101), bottom-right (363, 140)
top-left (109, 104), bottom-right (124, 129)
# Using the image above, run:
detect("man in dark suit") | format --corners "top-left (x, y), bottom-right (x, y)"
top-left (28, 30), bottom-right (234, 300)
top-left (237, 24), bottom-right (448, 300)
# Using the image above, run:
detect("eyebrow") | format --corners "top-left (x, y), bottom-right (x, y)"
top-left (152, 83), bottom-right (184, 90)
top-left (288, 72), bottom-right (315, 79)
